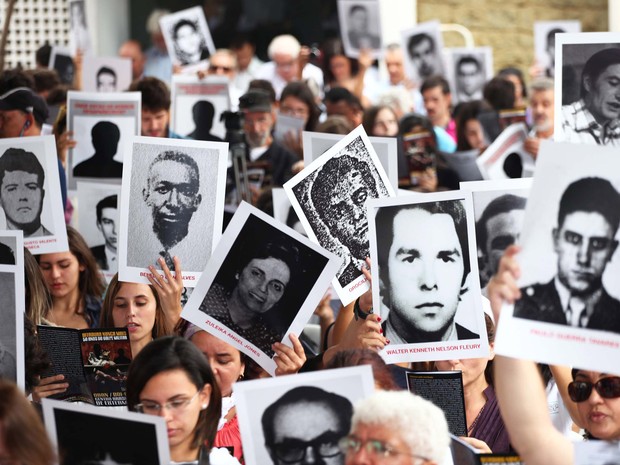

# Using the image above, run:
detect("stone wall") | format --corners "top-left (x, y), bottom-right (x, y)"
top-left (417, 0), bottom-right (609, 79)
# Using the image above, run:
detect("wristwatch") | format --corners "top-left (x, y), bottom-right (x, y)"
top-left (353, 297), bottom-right (373, 321)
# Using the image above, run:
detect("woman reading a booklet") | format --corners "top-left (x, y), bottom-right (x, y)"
top-left (127, 336), bottom-right (240, 465)
top-left (488, 245), bottom-right (620, 465)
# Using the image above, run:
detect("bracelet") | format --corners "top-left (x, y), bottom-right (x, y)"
top-left (353, 297), bottom-right (372, 321)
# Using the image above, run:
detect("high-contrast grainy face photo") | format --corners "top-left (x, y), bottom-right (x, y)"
top-left (159, 7), bottom-right (215, 67)
top-left (514, 176), bottom-right (620, 332)
top-left (197, 213), bottom-right (329, 358)
top-left (234, 366), bottom-right (374, 465)
top-left (556, 34), bottom-right (620, 146)
top-left (449, 47), bottom-right (493, 104)
top-left (289, 134), bottom-right (390, 290)
top-left (374, 199), bottom-right (479, 345)
top-left (120, 137), bottom-right (227, 286)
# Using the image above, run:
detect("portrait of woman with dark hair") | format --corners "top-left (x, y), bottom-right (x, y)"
top-left (197, 213), bottom-right (329, 357)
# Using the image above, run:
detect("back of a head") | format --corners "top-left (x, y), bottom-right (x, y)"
top-left (324, 86), bottom-right (362, 111)
top-left (0, 379), bottom-right (55, 465)
top-left (351, 391), bottom-right (450, 464)
top-left (0, 69), bottom-right (35, 95)
top-left (316, 115), bottom-right (352, 134)
top-left (483, 77), bottom-right (515, 111)
top-left (146, 8), bottom-right (170, 35)
top-left (129, 77), bottom-right (170, 112)
top-left (35, 44), bottom-right (52, 68)
top-left (268, 34), bottom-right (301, 60)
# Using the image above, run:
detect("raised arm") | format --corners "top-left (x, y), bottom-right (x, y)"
top-left (489, 246), bottom-right (573, 465)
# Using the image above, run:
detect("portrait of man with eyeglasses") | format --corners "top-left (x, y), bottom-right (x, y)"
top-left (261, 386), bottom-right (353, 465)
top-left (514, 177), bottom-right (620, 333)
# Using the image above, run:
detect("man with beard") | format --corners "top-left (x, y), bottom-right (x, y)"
top-left (142, 151), bottom-right (201, 269)
top-left (0, 148), bottom-right (52, 237)
top-left (310, 154), bottom-right (379, 288)
top-left (524, 78), bottom-right (555, 159)
top-left (239, 89), bottom-right (297, 189)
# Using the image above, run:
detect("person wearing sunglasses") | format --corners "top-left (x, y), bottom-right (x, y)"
top-left (339, 390), bottom-right (449, 465)
top-left (488, 245), bottom-right (620, 465)
top-left (127, 336), bottom-right (240, 465)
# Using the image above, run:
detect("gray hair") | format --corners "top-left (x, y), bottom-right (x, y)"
top-left (146, 9), bottom-right (170, 35)
top-left (267, 35), bottom-right (301, 59)
top-left (529, 77), bottom-right (554, 93)
top-left (351, 391), bottom-right (449, 464)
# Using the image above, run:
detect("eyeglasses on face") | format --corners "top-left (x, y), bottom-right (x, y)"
top-left (568, 376), bottom-right (620, 403)
top-left (209, 65), bottom-right (233, 72)
top-left (135, 390), bottom-right (201, 414)
top-left (272, 434), bottom-right (342, 463)
top-left (338, 435), bottom-right (429, 462)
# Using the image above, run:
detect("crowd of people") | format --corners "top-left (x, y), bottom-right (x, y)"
top-left (0, 5), bottom-right (619, 465)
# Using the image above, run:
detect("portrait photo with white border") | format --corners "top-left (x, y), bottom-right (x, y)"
top-left (337, 0), bottom-right (383, 59)
top-left (159, 6), bottom-right (215, 68)
top-left (82, 56), bottom-right (133, 93)
top-left (534, 20), bottom-right (581, 78)
top-left (181, 202), bottom-right (341, 376)
top-left (401, 20), bottom-right (445, 85)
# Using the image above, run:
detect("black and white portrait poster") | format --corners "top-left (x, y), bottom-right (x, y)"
top-left (0, 231), bottom-right (24, 390)
top-left (476, 123), bottom-right (534, 180)
top-left (0, 136), bottom-right (68, 254)
top-left (118, 136), bottom-right (228, 287)
top-left (534, 20), bottom-right (581, 79)
top-left (42, 398), bottom-right (170, 465)
top-left (554, 32), bottom-right (620, 146)
top-left (67, 91), bottom-right (141, 189)
top-left (460, 178), bottom-right (532, 291)
top-left (400, 20), bottom-right (445, 85)
top-left (446, 47), bottom-right (494, 104)
top-left (159, 6), bottom-right (215, 70)
top-left (302, 130), bottom-right (399, 191)
top-left (76, 182), bottom-right (122, 282)
top-left (337, 0), bottom-right (383, 59)
top-left (49, 46), bottom-right (75, 86)
top-left (495, 140), bottom-right (620, 375)
top-left (367, 190), bottom-right (489, 364)
top-left (181, 202), bottom-right (341, 375)
top-left (81, 56), bottom-right (132, 93)
top-left (285, 125), bottom-right (395, 306)
top-left (68, 0), bottom-right (92, 56)
top-left (234, 365), bottom-right (374, 465)
top-left (170, 75), bottom-right (230, 141)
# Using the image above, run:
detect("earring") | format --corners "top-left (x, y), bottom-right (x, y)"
top-left (238, 373), bottom-right (245, 381)
top-left (201, 403), bottom-right (208, 410)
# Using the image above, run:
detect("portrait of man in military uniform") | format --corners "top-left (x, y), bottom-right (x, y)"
top-left (514, 177), bottom-right (620, 334)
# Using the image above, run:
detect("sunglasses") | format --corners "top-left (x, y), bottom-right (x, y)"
top-left (568, 377), bottom-right (620, 403)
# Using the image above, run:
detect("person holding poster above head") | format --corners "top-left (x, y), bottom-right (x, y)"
top-left (561, 48), bottom-right (620, 146)
top-left (0, 148), bottom-right (51, 237)
top-left (514, 177), bottom-right (620, 333)
top-left (376, 200), bottom-right (479, 344)
top-left (487, 246), bottom-right (620, 465)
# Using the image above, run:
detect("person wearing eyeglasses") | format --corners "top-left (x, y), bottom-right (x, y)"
top-left (206, 49), bottom-right (243, 110)
top-left (339, 390), bottom-right (449, 465)
top-left (262, 386), bottom-right (353, 465)
top-left (127, 336), bottom-right (240, 465)
top-left (488, 245), bottom-right (620, 465)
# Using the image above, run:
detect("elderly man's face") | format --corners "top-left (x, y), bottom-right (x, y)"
top-left (585, 63), bottom-right (620, 123)
top-left (385, 208), bottom-right (464, 338)
top-left (323, 168), bottom-right (376, 260)
top-left (208, 52), bottom-right (236, 80)
top-left (143, 159), bottom-right (201, 242)
top-left (344, 422), bottom-right (416, 465)
top-left (273, 52), bottom-right (299, 83)
top-left (97, 207), bottom-right (118, 252)
top-left (385, 49), bottom-right (405, 85)
top-left (0, 170), bottom-right (44, 228)
top-left (268, 401), bottom-right (345, 465)
top-left (409, 37), bottom-right (438, 79)
top-left (553, 210), bottom-right (618, 296)
top-left (530, 89), bottom-right (554, 133)
top-left (244, 110), bottom-right (274, 148)
top-left (97, 72), bottom-right (116, 92)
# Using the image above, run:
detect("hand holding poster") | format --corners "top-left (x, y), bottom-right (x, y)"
top-left (495, 140), bottom-right (620, 374)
